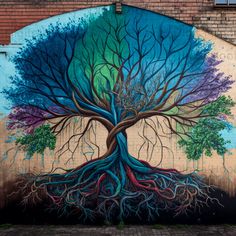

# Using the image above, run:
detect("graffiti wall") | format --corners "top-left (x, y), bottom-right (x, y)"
top-left (0, 5), bottom-right (236, 224)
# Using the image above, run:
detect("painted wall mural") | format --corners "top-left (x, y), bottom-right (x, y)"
top-left (0, 5), bottom-right (236, 223)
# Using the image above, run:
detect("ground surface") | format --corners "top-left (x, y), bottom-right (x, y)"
top-left (0, 225), bottom-right (236, 236)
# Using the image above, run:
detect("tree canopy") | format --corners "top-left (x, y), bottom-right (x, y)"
top-left (4, 6), bottom-right (234, 160)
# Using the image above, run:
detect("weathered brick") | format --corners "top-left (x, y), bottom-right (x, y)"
top-left (0, 0), bottom-right (235, 45)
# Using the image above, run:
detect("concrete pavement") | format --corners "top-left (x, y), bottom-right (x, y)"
top-left (0, 225), bottom-right (236, 236)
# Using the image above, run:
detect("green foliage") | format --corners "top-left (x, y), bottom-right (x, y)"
top-left (178, 96), bottom-right (235, 160)
top-left (0, 224), bottom-right (13, 229)
top-left (116, 221), bottom-right (125, 230)
top-left (202, 96), bottom-right (235, 116)
top-left (153, 224), bottom-right (165, 229)
top-left (16, 124), bottom-right (56, 157)
top-left (179, 118), bottom-right (230, 160)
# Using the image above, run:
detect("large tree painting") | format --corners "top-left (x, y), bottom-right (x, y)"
top-left (3, 5), bottom-right (235, 222)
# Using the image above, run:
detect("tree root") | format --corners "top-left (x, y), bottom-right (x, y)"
top-left (17, 151), bottom-right (220, 222)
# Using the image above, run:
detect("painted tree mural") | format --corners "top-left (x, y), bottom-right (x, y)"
top-left (3, 6), bottom-right (235, 221)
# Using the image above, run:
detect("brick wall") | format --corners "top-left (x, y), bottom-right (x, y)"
top-left (0, 0), bottom-right (236, 45)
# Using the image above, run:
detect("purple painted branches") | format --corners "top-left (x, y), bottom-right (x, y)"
top-left (7, 106), bottom-right (49, 134)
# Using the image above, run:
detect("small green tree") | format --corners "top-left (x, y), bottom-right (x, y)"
top-left (178, 96), bottom-right (235, 160)
top-left (16, 125), bottom-right (56, 166)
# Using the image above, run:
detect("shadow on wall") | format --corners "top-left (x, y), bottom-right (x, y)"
top-left (0, 178), bottom-right (236, 225)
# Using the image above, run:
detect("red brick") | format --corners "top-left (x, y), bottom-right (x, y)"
top-left (0, 0), bottom-right (235, 45)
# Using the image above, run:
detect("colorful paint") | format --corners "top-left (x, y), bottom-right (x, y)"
top-left (0, 5), bottom-right (235, 223)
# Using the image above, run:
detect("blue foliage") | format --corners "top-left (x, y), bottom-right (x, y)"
top-left (3, 6), bottom-right (215, 126)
